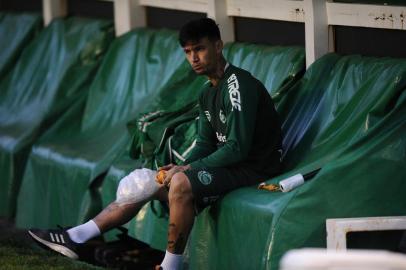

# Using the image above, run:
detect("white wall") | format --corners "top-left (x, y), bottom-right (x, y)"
top-left (43, 0), bottom-right (406, 67)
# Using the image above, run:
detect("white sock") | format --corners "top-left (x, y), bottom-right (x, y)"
top-left (160, 250), bottom-right (183, 270)
top-left (67, 220), bottom-right (101, 243)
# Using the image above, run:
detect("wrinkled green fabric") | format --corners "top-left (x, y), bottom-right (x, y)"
top-left (129, 103), bottom-right (202, 168)
top-left (15, 28), bottom-right (206, 228)
top-left (126, 61), bottom-right (210, 166)
top-left (0, 17), bottom-right (114, 218)
top-left (0, 12), bottom-right (42, 82)
top-left (187, 54), bottom-right (406, 270)
top-left (99, 44), bottom-right (305, 245)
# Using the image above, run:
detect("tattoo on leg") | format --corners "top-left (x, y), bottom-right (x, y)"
top-left (105, 203), bottom-right (119, 213)
top-left (173, 233), bottom-right (185, 253)
top-left (167, 240), bottom-right (175, 248)
top-left (167, 223), bottom-right (186, 253)
top-left (167, 223), bottom-right (175, 248)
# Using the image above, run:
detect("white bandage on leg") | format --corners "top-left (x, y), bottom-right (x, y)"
top-left (115, 168), bottom-right (160, 206)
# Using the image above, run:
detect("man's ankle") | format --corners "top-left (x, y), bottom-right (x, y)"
top-left (67, 220), bottom-right (101, 243)
top-left (160, 250), bottom-right (183, 270)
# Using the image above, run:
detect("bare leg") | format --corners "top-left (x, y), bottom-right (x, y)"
top-left (166, 172), bottom-right (195, 254)
top-left (93, 185), bottom-right (168, 233)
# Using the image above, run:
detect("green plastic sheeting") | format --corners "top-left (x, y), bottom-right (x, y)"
top-left (99, 43), bottom-right (305, 246)
top-left (0, 17), bottom-right (114, 218)
top-left (0, 12), bottom-right (42, 81)
top-left (187, 54), bottom-right (406, 270)
top-left (15, 28), bottom-right (207, 228)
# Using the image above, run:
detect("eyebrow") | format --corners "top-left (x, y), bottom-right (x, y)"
top-left (184, 43), bottom-right (204, 50)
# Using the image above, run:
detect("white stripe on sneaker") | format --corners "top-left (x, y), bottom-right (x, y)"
top-left (28, 230), bottom-right (78, 259)
top-left (55, 234), bottom-right (60, 243)
top-left (60, 235), bottom-right (65, 244)
top-left (50, 233), bottom-right (55, 242)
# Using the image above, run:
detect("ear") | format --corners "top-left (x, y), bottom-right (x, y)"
top-left (215, 40), bottom-right (223, 54)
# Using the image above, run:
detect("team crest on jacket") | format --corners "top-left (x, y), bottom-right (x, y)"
top-left (227, 73), bottom-right (242, 111)
top-left (197, 171), bottom-right (213, 185)
top-left (219, 109), bottom-right (226, 124)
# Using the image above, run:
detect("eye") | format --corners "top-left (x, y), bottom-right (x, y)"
top-left (195, 45), bottom-right (205, 52)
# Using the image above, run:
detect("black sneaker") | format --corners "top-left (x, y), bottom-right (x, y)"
top-left (28, 227), bottom-right (81, 259)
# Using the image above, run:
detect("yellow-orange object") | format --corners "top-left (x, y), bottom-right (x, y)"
top-left (258, 182), bottom-right (280, 192)
top-left (156, 170), bottom-right (167, 184)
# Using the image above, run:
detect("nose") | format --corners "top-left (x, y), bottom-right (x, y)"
top-left (191, 51), bottom-right (199, 63)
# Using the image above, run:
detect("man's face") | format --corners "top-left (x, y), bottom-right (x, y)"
top-left (183, 37), bottom-right (222, 76)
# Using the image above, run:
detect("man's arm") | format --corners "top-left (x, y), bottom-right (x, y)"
top-left (184, 107), bottom-right (217, 164)
top-left (160, 96), bottom-right (217, 186)
top-left (189, 78), bottom-right (259, 169)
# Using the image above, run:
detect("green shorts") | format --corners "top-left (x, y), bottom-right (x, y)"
top-left (184, 166), bottom-right (270, 211)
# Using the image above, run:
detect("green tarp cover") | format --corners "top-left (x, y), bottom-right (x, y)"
top-left (186, 54), bottom-right (406, 270)
top-left (0, 12), bottom-right (42, 81)
top-left (99, 44), bottom-right (305, 246)
top-left (0, 17), bottom-right (114, 218)
top-left (15, 28), bottom-right (207, 228)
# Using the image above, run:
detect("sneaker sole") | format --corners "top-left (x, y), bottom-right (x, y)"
top-left (28, 230), bottom-right (79, 259)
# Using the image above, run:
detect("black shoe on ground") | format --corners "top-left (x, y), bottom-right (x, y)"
top-left (28, 227), bottom-right (81, 259)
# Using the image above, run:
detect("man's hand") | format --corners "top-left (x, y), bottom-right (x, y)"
top-left (158, 163), bottom-right (176, 171)
top-left (161, 164), bottom-right (191, 187)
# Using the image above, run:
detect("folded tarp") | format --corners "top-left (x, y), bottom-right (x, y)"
top-left (186, 54), bottom-right (406, 269)
top-left (0, 12), bottom-right (42, 81)
top-left (0, 17), bottom-right (114, 218)
top-left (99, 43), bottom-right (306, 245)
top-left (15, 28), bottom-right (208, 228)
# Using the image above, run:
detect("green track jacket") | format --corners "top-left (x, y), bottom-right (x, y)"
top-left (186, 64), bottom-right (282, 176)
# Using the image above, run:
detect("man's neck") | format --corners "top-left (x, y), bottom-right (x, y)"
top-left (208, 57), bottom-right (227, 87)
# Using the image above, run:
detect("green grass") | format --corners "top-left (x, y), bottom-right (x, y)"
top-left (0, 219), bottom-right (103, 270)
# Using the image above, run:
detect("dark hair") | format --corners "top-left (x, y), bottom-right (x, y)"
top-left (179, 18), bottom-right (221, 47)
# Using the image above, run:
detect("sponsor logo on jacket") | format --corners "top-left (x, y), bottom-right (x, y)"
top-left (204, 110), bottom-right (211, 122)
top-left (219, 109), bottom-right (226, 124)
top-left (227, 73), bottom-right (242, 111)
top-left (216, 132), bottom-right (227, 143)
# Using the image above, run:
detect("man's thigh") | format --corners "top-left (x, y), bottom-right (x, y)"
top-left (184, 166), bottom-right (268, 210)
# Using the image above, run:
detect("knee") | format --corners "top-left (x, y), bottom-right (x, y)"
top-left (168, 172), bottom-right (193, 204)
